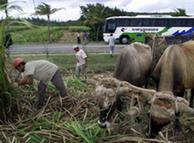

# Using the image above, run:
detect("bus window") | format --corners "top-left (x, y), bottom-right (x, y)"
top-left (116, 18), bottom-right (130, 26)
top-left (130, 19), bottom-right (143, 26)
top-left (142, 18), bottom-right (151, 26)
top-left (183, 19), bottom-right (194, 26)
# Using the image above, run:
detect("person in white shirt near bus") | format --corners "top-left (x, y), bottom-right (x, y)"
top-left (73, 45), bottom-right (87, 80)
top-left (108, 33), bottom-right (115, 57)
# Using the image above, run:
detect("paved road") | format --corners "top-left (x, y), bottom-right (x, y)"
top-left (8, 43), bottom-right (125, 54)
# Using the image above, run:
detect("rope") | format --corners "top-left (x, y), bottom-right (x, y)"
top-left (104, 103), bottom-right (114, 121)
top-left (130, 93), bottom-right (135, 108)
top-left (148, 110), bottom-right (152, 136)
top-left (103, 81), bottom-right (122, 122)
top-left (175, 97), bottom-right (179, 114)
top-left (115, 81), bottom-right (122, 93)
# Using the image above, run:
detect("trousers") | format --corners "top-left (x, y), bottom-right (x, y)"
top-left (37, 70), bottom-right (67, 105)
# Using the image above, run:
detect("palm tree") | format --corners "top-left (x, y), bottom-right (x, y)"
top-left (172, 8), bottom-right (187, 16)
top-left (0, 0), bottom-right (8, 17)
top-left (0, 0), bottom-right (22, 18)
top-left (35, 2), bottom-right (62, 43)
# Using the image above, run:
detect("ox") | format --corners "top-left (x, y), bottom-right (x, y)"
top-left (95, 77), bottom-right (194, 137)
top-left (150, 40), bottom-right (194, 136)
top-left (97, 41), bottom-right (194, 137)
top-left (97, 42), bottom-right (153, 127)
top-left (97, 42), bottom-right (158, 133)
top-left (152, 40), bottom-right (194, 107)
top-left (114, 42), bottom-right (153, 87)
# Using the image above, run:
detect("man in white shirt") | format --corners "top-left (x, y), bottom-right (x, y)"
top-left (13, 57), bottom-right (68, 108)
top-left (108, 33), bottom-right (115, 57)
top-left (73, 45), bottom-right (87, 79)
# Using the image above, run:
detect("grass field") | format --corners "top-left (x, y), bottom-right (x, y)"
top-left (0, 54), bottom-right (121, 143)
top-left (11, 53), bottom-right (118, 74)
top-left (1, 53), bottom-right (194, 142)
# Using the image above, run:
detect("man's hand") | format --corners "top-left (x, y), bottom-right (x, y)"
top-left (59, 96), bottom-right (65, 106)
top-left (59, 96), bottom-right (69, 107)
top-left (15, 78), bottom-right (19, 83)
top-left (17, 75), bottom-right (33, 86)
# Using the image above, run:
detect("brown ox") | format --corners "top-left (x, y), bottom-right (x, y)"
top-left (95, 76), bottom-right (194, 137)
top-left (152, 40), bottom-right (194, 107)
top-left (114, 42), bottom-right (152, 87)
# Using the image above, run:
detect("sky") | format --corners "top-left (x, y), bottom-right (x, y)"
top-left (1, 0), bottom-right (194, 21)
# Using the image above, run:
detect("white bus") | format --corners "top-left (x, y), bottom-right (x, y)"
top-left (103, 15), bottom-right (194, 44)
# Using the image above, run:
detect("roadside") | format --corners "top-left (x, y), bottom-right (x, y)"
top-left (8, 43), bottom-right (125, 54)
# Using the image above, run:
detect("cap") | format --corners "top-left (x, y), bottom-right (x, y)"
top-left (73, 45), bottom-right (79, 49)
top-left (13, 57), bottom-right (24, 68)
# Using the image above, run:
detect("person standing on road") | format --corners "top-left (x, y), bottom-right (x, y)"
top-left (13, 58), bottom-right (68, 108)
top-left (76, 32), bottom-right (81, 44)
top-left (4, 32), bottom-right (13, 49)
top-left (73, 45), bottom-right (87, 80)
top-left (83, 31), bottom-right (89, 45)
top-left (108, 33), bottom-right (115, 57)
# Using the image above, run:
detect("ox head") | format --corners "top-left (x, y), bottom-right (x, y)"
top-left (95, 76), bottom-right (123, 128)
top-left (148, 91), bottom-right (194, 137)
top-left (94, 76), bottom-right (155, 128)
top-left (150, 91), bottom-right (194, 123)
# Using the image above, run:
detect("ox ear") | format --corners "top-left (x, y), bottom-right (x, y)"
top-left (95, 85), bottom-right (103, 96)
top-left (117, 86), bottom-right (132, 95)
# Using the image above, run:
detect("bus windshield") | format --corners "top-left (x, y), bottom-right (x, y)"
top-left (104, 19), bottom-right (116, 33)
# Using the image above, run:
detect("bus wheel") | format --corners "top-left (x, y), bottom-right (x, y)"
top-left (120, 36), bottom-right (129, 44)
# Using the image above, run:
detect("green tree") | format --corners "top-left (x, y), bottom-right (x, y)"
top-left (81, 4), bottom-right (105, 41)
top-left (0, 2), bottom-right (30, 121)
top-left (0, 2), bottom-right (15, 120)
top-left (35, 2), bottom-right (62, 43)
top-left (80, 3), bottom-right (130, 41)
top-left (172, 8), bottom-right (187, 16)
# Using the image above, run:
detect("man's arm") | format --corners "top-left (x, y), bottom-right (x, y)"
top-left (82, 50), bottom-right (87, 65)
top-left (85, 57), bottom-right (87, 65)
top-left (17, 75), bottom-right (33, 86)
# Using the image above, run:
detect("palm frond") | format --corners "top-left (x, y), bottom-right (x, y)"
top-left (7, 5), bottom-right (23, 12)
top-left (50, 8), bottom-right (62, 14)
top-left (35, 2), bottom-right (51, 15)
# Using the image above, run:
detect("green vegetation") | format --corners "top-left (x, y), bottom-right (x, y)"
top-left (68, 26), bottom-right (90, 32)
top-left (11, 26), bottom-right (63, 43)
top-left (10, 25), bottom-right (90, 44)
top-left (0, 54), bottom-right (118, 142)
top-left (0, 1), bottom-right (192, 142)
